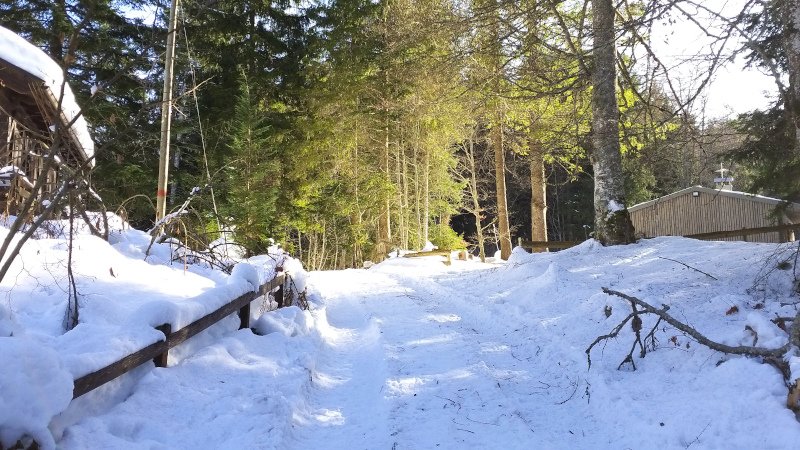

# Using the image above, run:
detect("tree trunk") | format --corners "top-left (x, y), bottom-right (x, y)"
top-left (423, 143), bottom-right (430, 246)
top-left (377, 115), bottom-right (392, 259)
top-left (467, 137), bottom-right (486, 262)
top-left (401, 140), bottom-right (410, 250)
top-left (785, 0), bottom-right (800, 148)
top-left (529, 139), bottom-right (547, 250)
top-left (590, 0), bottom-right (635, 245)
top-left (492, 121), bottom-right (512, 259)
top-left (49, 0), bottom-right (67, 62)
top-left (488, 0), bottom-right (512, 260)
top-left (352, 122), bottom-right (363, 265)
top-left (376, 3), bottom-right (392, 261)
top-left (413, 125), bottom-right (422, 248)
top-left (396, 131), bottom-right (407, 250)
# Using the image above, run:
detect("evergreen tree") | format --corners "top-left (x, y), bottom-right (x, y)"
top-left (730, 0), bottom-right (800, 200)
top-left (0, 0), bottom-right (164, 226)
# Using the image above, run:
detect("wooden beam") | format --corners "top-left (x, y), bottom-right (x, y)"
top-left (72, 273), bottom-right (286, 399)
top-left (403, 249), bottom-right (454, 265)
top-left (403, 250), bottom-right (453, 257)
top-left (686, 223), bottom-right (800, 241)
top-left (275, 282), bottom-right (285, 308)
top-left (165, 274), bottom-right (284, 350)
top-left (518, 240), bottom-right (582, 250)
top-left (73, 338), bottom-right (170, 399)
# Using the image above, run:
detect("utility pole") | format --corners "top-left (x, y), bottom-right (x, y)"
top-left (156, 0), bottom-right (179, 222)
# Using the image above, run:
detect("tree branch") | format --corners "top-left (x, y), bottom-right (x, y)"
top-left (602, 287), bottom-right (793, 358)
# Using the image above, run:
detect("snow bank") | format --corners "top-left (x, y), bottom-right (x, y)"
top-left (229, 262), bottom-right (261, 290)
top-left (0, 214), bottom-right (309, 446)
top-left (0, 338), bottom-right (73, 450)
top-left (421, 241), bottom-right (437, 251)
top-left (253, 306), bottom-right (314, 337)
top-left (291, 236), bottom-right (800, 448)
top-left (472, 237), bottom-right (800, 447)
top-left (58, 326), bottom-right (323, 449)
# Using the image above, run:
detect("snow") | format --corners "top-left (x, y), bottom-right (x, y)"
top-left (0, 26), bottom-right (95, 163)
top-left (229, 262), bottom-right (260, 290)
top-left (0, 338), bottom-right (72, 450)
top-left (607, 199), bottom-right (625, 213)
top-left (0, 166), bottom-right (32, 188)
top-left (2, 214), bottom-right (800, 448)
top-left (0, 214), bottom-right (295, 449)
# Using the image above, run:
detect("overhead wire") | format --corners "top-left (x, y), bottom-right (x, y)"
top-left (179, 6), bottom-right (223, 236)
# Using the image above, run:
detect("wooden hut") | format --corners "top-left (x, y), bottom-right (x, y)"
top-left (0, 25), bottom-right (94, 214)
top-left (628, 185), bottom-right (800, 243)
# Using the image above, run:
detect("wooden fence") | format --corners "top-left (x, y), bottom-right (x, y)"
top-left (517, 239), bottom-right (583, 251)
top-left (518, 223), bottom-right (800, 252)
top-left (403, 249), bottom-right (474, 265)
top-left (403, 249), bottom-right (454, 264)
top-left (72, 272), bottom-right (287, 399)
top-left (685, 223), bottom-right (800, 242)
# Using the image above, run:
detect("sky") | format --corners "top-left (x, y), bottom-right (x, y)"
top-left (123, 0), bottom-right (776, 121)
top-left (649, 0), bottom-right (779, 120)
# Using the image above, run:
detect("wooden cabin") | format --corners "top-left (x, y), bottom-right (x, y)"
top-left (628, 185), bottom-right (800, 243)
top-left (0, 26), bottom-right (94, 215)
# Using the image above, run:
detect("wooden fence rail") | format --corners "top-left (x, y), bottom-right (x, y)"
top-left (403, 249), bottom-right (453, 264)
top-left (685, 223), bottom-right (800, 241)
top-left (517, 223), bottom-right (800, 252)
top-left (517, 239), bottom-right (583, 251)
top-left (72, 272), bottom-right (286, 399)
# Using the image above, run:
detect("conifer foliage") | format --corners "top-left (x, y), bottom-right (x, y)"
top-left (8, 1), bottom-right (794, 266)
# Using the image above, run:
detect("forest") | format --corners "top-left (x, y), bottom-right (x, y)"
top-left (2, 0), bottom-right (799, 269)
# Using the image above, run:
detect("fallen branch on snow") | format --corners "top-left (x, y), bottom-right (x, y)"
top-left (589, 287), bottom-right (800, 412)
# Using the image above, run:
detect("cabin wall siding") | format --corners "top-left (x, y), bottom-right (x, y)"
top-left (630, 191), bottom-right (784, 243)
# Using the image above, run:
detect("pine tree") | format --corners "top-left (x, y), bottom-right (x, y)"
top-left (0, 0), bottom-right (165, 227)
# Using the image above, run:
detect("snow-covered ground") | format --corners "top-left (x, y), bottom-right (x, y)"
top-left (2, 226), bottom-right (800, 449)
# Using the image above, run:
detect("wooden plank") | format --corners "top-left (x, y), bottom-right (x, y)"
top-left (166, 274), bottom-right (285, 350)
top-left (518, 240), bottom-right (582, 250)
top-left (72, 273), bottom-right (286, 399)
top-left (686, 223), bottom-right (800, 240)
top-left (72, 338), bottom-right (169, 399)
top-left (403, 250), bottom-right (454, 258)
top-left (403, 250), bottom-right (454, 265)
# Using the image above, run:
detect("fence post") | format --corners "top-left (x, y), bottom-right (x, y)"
top-left (238, 302), bottom-right (250, 330)
top-left (276, 279), bottom-right (285, 308)
top-left (153, 323), bottom-right (171, 368)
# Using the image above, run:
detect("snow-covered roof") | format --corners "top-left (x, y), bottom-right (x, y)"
top-left (629, 185), bottom-right (799, 212)
top-left (0, 25), bottom-right (94, 165)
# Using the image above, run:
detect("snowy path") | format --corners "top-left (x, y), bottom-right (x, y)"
top-left (291, 261), bottom-right (598, 449)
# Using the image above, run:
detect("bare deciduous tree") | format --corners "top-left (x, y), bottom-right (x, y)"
top-left (590, 0), bottom-right (636, 245)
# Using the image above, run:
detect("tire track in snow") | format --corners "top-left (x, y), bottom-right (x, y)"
top-left (296, 263), bottom-right (600, 449)
top-left (384, 266), bottom-right (602, 448)
top-left (287, 270), bottom-right (394, 450)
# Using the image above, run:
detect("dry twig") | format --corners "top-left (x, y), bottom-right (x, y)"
top-left (656, 256), bottom-right (718, 280)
